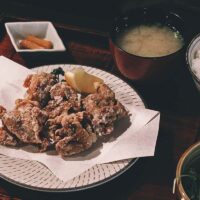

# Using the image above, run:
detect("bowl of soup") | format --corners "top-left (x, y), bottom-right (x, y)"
top-left (109, 7), bottom-right (186, 83)
top-left (174, 142), bottom-right (200, 200)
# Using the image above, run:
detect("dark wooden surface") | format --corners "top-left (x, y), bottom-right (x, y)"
top-left (0, 6), bottom-right (200, 200)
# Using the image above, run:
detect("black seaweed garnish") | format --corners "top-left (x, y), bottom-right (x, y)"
top-left (51, 67), bottom-right (65, 81)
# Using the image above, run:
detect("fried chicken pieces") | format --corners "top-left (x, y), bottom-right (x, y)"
top-left (23, 72), bottom-right (57, 107)
top-left (82, 84), bottom-right (128, 136)
top-left (0, 72), bottom-right (128, 157)
top-left (49, 112), bottom-right (97, 156)
top-left (2, 99), bottom-right (48, 145)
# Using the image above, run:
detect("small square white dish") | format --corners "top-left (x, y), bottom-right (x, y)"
top-left (5, 21), bottom-right (66, 52)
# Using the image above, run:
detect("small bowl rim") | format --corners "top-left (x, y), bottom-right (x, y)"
top-left (5, 21), bottom-right (66, 53)
top-left (186, 32), bottom-right (200, 84)
top-left (176, 141), bottom-right (200, 200)
top-left (109, 8), bottom-right (185, 60)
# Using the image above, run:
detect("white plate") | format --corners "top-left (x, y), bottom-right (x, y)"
top-left (0, 64), bottom-right (145, 192)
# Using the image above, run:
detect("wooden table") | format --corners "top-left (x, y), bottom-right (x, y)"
top-left (0, 6), bottom-right (200, 200)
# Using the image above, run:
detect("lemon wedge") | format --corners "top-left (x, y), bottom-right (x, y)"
top-left (65, 68), bottom-right (104, 93)
top-left (64, 71), bottom-right (79, 91)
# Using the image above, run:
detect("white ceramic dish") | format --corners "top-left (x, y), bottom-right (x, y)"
top-left (0, 64), bottom-right (145, 192)
top-left (5, 21), bottom-right (66, 52)
top-left (186, 33), bottom-right (200, 91)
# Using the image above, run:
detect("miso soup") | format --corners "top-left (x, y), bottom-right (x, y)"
top-left (116, 24), bottom-right (184, 57)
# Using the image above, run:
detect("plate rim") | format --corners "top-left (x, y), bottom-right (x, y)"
top-left (0, 63), bottom-right (146, 192)
top-left (0, 158), bottom-right (139, 192)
